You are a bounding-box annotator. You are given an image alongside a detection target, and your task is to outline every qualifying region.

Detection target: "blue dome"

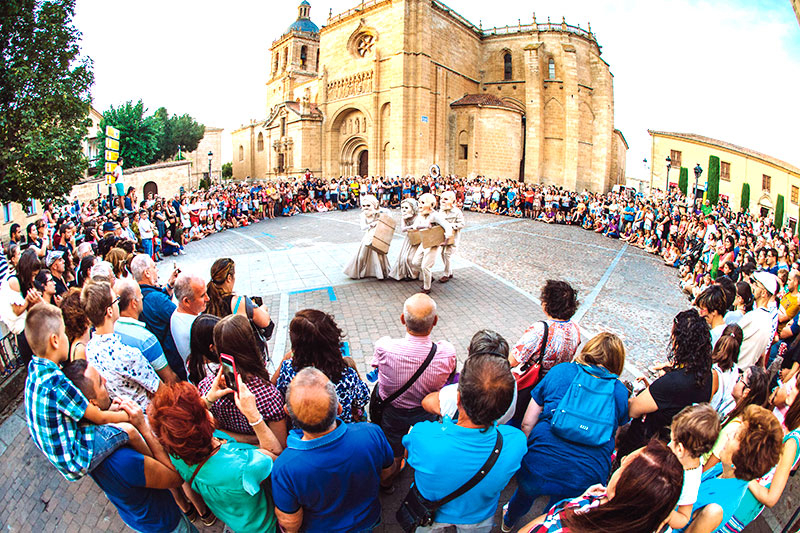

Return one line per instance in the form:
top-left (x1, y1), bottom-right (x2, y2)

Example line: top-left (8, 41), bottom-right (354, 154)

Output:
top-left (287, 18), bottom-right (318, 33)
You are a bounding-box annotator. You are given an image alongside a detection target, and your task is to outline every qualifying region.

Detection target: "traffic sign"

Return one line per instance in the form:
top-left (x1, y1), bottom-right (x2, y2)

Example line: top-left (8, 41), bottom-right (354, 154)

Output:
top-left (105, 138), bottom-right (119, 150)
top-left (105, 150), bottom-right (119, 162)
top-left (105, 162), bottom-right (118, 173)
top-left (105, 125), bottom-right (120, 139)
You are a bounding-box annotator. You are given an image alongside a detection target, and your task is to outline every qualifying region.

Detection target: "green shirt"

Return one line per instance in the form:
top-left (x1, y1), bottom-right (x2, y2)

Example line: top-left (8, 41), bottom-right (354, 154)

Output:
top-left (172, 431), bottom-right (276, 533)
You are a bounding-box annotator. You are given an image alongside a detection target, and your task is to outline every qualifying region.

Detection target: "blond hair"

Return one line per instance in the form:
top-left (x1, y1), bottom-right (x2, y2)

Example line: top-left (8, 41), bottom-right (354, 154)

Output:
top-left (574, 332), bottom-right (625, 376)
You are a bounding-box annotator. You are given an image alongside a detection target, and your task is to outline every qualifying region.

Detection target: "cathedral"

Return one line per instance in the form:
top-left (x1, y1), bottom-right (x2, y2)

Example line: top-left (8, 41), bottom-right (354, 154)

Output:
top-left (231, 0), bottom-right (628, 192)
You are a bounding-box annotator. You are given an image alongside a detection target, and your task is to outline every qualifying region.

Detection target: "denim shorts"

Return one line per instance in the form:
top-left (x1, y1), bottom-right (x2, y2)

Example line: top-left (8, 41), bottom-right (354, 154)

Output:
top-left (88, 424), bottom-right (129, 472)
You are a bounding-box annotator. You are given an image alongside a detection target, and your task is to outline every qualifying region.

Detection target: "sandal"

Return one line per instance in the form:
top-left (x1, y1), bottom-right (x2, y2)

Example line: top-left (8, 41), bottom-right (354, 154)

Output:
top-left (200, 510), bottom-right (217, 527)
top-left (182, 503), bottom-right (197, 523)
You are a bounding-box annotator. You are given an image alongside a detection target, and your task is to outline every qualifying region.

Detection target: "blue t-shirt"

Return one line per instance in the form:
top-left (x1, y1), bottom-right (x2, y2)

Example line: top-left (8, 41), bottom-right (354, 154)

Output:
top-left (271, 420), bottom-right (393, 533)
top-left (521, 363), bottom-right (630, 494)
top-left (677, 463), bottom-right (748, 533)
top-left (403, 418), bottom-right (527, 524)
top-left (90, 447), bottom-right (181, 533)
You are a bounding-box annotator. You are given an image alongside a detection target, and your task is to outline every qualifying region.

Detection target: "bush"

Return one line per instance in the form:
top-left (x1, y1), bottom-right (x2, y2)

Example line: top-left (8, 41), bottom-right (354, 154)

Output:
top-left (741, 183), bottom-right (750, 212)
top-left (679, 167), bottom-right (688, 195)
top-left (707, 155), bottom-right (720, 205)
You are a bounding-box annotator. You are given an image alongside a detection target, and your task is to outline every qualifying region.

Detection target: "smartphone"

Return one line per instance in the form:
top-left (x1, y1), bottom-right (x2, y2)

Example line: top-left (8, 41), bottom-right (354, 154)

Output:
top-left (252, 296), bottom-right (263, 306)
top-left (219, 353), bottom-right (238, 392)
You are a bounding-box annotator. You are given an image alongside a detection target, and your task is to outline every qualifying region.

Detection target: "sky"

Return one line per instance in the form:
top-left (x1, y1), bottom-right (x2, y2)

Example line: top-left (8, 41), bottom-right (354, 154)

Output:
top-left (73, 0), bottom-right (800, 179)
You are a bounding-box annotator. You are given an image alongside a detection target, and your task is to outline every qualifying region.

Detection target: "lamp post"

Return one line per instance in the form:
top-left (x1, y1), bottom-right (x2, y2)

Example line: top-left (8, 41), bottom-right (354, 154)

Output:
top-left (665, 155), bottom-right (672, 193)
top-left (208, 151), bottom-right (214, 185)
top-left (693, 164), bottom-right (703, 207)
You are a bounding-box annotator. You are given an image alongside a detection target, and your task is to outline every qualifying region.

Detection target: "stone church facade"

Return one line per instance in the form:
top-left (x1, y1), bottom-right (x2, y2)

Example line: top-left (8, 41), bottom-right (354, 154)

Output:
top-left (231, 0), bottom-right (627, 192)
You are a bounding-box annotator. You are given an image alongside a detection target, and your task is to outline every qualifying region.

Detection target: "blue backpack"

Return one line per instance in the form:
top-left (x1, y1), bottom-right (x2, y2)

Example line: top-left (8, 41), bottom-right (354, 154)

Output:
top-left (550, 364), bottom-right (619, 447)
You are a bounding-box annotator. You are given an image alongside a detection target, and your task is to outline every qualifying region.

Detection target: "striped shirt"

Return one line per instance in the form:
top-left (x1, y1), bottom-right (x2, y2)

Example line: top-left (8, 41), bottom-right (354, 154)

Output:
top-left (511, 320), bottom-right (581, 378)
top-left (371, 333), bottom-right (457, 410)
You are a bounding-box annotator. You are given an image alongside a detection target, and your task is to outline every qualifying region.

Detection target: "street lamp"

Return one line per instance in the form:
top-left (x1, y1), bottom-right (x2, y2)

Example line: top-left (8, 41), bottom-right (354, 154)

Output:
top-left (693, 164), bottom-right (703, 206)
top-left (665, 155), bottom-right (672, 192)
top-left (208, 151), bottom-right (214, 185)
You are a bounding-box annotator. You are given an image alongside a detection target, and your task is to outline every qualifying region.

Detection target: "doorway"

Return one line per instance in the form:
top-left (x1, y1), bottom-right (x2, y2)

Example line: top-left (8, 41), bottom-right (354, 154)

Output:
top-left (358, 150), bottom-right (369, 177)
top-left (143, 181), bottom-right (158, 199)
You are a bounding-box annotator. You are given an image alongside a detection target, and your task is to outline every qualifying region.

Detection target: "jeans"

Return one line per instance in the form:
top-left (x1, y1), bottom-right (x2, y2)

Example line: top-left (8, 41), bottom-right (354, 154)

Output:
top-left (417, 515), bottom-right (494, 533)
top-left (503, 480), bottom-right (570, 529)
top-left (141, 238), bottom-right (153, 258)
top-left (88, 424), bottom-right (129, 472)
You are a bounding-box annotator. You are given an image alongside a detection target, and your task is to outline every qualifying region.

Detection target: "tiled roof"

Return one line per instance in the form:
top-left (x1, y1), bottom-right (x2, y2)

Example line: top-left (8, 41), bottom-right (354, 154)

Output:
top-left (450, 94), bottom-right (518, 110)
top-left (648, 130), bottom-right (800, 175)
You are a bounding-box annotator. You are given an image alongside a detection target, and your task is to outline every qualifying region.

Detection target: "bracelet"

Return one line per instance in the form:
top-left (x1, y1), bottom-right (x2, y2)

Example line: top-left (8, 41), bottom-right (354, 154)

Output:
top-left (202, 395), bottom-right (214, 409)
top-left (248, 416), bottom-right (264, 427)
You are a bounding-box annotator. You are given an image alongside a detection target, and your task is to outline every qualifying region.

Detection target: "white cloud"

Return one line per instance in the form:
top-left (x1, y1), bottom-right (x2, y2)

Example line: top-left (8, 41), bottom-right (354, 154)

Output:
top-left (75, 0), bottom-right (800, 176)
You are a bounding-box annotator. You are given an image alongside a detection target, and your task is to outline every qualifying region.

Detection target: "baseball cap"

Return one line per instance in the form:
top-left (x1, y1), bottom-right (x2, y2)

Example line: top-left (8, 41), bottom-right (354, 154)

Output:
top-left (752, 271), bottom-right (778, 295)
top-left (45, 250), bottom-right (64, 267)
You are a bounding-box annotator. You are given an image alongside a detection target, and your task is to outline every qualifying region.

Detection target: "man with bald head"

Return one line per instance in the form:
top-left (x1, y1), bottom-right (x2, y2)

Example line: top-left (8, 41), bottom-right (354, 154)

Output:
top-left (370, 292), bottom-right (457, 489)
top-left (271, 368), bottom-right (393, 533)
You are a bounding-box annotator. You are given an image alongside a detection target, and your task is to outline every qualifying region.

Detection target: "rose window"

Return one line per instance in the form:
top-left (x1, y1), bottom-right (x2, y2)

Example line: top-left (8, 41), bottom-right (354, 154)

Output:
top-left (356, 34), bottom-right (375, 57)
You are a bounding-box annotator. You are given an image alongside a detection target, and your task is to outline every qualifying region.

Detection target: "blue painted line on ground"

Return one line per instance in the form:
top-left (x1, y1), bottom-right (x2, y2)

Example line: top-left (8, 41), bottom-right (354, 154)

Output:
top-left (288, 285), bottom-right (337, 302)
top-left (262, 232), bottom-right (276, 238)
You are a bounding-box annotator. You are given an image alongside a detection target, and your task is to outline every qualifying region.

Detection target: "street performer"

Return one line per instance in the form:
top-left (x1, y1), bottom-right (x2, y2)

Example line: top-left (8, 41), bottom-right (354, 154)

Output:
top-left (343, 194), bottom-right (391, 279)
top-left (438, 190), bottom-right (465, 283)
top-left (411, 193), bottom-right (452, 294)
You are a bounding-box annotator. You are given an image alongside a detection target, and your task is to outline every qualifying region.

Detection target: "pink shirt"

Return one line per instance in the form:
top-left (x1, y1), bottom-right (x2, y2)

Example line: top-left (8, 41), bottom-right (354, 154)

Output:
top-left (371, 333), bottom-right (457, 410)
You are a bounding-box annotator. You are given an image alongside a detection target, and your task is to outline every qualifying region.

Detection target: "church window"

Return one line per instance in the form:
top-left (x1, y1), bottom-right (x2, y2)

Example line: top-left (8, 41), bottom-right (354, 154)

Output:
top-left (280, 117), bottom-right (287, 137)
top-left (548, 58), bottom-right (555, 79)
top-left (238, 145), bottom-right (244, 161)
top-left (763, 174), bottom-right (771, 192)
top-left (300, 46), bottom-right (307, 69)
top-left (721, 161), bottom-right (730, 181)
top-left (283, 48), bottom-right (288, 70)
top-left (316, 49), bottom-right (320, 71)
top-left (356, 34), bottom-right (375, 57)
top-left (257, 132), bottom-right (264, 152)
top-left (273, 53), bottom-right (278, 74)
top-left (792, 186), bottom-right (799, 205)
top-left (670, 150), bottom-right (682, 169)
top-left (459, 144), bottom-right (468, 160)
top-left (504, 52), bottom-right (512, 80)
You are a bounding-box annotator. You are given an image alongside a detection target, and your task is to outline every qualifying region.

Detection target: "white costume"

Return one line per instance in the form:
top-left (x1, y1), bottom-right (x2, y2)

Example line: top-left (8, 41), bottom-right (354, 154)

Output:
top-left (343, 195), bottom-right (390, 279)
top-left (389, 199), bottom-right (421, 281)
top-left (411, 194), bottom-right (453, 292)
top-left (438, 191), bottom-right (465, 282)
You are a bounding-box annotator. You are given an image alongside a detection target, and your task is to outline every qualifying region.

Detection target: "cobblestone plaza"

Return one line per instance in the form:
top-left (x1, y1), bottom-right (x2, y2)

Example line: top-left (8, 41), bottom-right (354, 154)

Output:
top-left (0, 210), bottom-right (785, 532)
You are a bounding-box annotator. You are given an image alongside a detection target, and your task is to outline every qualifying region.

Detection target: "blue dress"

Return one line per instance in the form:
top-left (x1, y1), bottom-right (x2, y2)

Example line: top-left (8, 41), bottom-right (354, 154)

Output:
top-left (276, 361), bottom-right (369, 423)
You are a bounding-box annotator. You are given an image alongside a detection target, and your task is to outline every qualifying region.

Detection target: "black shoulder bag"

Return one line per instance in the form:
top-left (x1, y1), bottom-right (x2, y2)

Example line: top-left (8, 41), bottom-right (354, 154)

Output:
top-left (396, 430), bottom-right (504, 532)
top-left (369, 343), bottom-right (437, 426)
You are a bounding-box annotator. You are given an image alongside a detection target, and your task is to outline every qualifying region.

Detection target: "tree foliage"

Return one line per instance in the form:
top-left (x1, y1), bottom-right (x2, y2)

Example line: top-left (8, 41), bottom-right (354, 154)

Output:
top-left (707, 155), bottom-right (720, 205)
top-left (0, 0), bottom-right (94, 203)
top-left (678, 167), bottom-right (688, 195)
top-left (222, 162), bottom-right (232, 178)
top-left (154, 107), bottom-right (205, 162)
top-left (741, 183), bottom-right (750, 212)
top-left (775, 194), bottom-right (785, 229)
top-left (95, 100), bottom-right (162, 170)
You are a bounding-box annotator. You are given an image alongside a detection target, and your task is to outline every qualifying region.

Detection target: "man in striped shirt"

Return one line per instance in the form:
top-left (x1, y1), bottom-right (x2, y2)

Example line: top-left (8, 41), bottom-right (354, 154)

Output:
top-left (370, 293), bottom-right (457, 490)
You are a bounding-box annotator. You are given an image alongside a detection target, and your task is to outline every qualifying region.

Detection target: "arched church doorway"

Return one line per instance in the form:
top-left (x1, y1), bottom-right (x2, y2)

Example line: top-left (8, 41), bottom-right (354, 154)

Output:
top-left (143, 181), bottom-right (158, 198)
top-left (358, 150), bottom-right (369, 177)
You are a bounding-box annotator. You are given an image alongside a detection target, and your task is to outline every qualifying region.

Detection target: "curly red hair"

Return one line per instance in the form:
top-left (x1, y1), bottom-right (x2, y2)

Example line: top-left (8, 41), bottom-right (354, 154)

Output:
top-left (147, 382), bottom-right (215, 466)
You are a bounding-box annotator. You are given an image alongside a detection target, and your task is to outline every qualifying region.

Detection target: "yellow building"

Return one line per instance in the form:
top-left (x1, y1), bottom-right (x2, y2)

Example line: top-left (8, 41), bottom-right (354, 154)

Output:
top-left (649, 130), bottom-right (800, 230)
top-left (232, 0), bottom-right (627, 191)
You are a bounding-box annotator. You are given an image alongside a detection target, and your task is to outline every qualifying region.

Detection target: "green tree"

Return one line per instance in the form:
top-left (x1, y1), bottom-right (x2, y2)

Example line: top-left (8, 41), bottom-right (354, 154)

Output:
top-left (0, 0), bottom-right (94, 203)
top-left (707, 155), bottom-right (720, 205)
top-left (95, 100), bottom-right (163, 170)
top-left (222, 162), bottom-right (232, 179)
top-left (741, 183), bottom-right (750, 212)
top-left (775, 194), bottom-right (785, 229)
top-left (678, 167), bottom-right (688, 195)
top-left (154, 107), bottom-right (205, 162)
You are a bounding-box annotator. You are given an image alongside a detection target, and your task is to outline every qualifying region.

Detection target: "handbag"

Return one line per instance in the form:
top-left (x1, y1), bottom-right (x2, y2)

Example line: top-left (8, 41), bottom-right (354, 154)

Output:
top-left (396, 430), bottom-right (504, 533)
top-left (512, 321), bottom-right (549, 390)
top-left (369, 343), bottom-right (437, 426)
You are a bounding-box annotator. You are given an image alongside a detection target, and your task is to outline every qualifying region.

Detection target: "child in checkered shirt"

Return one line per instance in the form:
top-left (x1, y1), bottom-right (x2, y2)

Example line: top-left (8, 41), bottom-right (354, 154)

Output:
top-left (24, 303), bottom-right (146, 481)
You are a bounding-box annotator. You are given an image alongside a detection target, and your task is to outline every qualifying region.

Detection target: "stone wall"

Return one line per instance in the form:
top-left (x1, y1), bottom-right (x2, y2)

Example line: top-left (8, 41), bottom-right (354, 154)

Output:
top-left (71, 161), bottom-right (193, 205)
top-left (185, 127), bottom-right (223, 184)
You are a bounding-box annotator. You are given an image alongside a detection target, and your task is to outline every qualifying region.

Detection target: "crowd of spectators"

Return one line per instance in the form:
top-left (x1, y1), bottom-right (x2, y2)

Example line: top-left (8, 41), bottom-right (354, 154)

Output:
top-left (4, 174), bottom-right (800, 533)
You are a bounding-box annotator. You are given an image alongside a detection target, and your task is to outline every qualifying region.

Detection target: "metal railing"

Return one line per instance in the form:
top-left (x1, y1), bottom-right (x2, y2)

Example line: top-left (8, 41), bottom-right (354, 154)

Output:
top-left (0, 332), bottom-right (21, 383)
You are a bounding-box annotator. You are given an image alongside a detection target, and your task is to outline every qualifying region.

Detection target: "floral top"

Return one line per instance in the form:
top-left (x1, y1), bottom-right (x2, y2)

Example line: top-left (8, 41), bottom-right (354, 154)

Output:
top-left (511, 320), bottom-right (581, 378)
top-left (276, 360), bottom-right (370, 423)
top-left (86, 333), bottom-right (161, 410)
top-left (525, 493), bottom-right (604, 532)
top-left (198, 374), bottom-right (285, 434)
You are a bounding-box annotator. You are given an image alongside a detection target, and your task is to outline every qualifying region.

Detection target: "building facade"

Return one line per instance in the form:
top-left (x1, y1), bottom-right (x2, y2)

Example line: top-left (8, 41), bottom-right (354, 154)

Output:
top-left (649, 130), bottom-right (800, 230)
top-left (232, 0), bottom-right (627, 192)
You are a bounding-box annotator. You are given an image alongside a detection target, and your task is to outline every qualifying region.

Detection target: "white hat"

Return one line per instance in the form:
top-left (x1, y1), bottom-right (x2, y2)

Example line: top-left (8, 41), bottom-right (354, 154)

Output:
top-left (752, 271), bottom-right (778, 295)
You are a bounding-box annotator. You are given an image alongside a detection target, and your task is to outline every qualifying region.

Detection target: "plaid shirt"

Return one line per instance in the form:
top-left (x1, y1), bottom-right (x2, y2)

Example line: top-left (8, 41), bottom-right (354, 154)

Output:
top-left (526, 493), bottom-right (603, 533)
top-left (24, 357), bottom-right (96, 481)
top-left (511, 320), bottom-right (581, 377)
top-left (198, 374), bottom-right (285, 434)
